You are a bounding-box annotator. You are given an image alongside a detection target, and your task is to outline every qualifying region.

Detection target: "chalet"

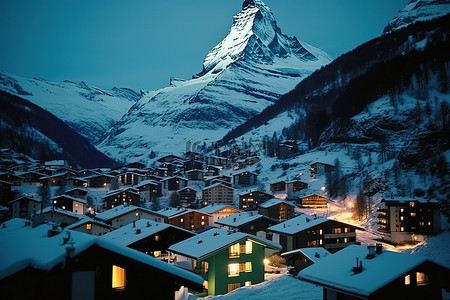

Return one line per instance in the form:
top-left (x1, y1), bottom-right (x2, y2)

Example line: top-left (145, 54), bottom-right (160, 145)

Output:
top-left (65, 177), bottom-right (88, 187)
top-left (239, 190), bottom-right (273, 211)
top-left (294, 189), bottom-right (328, 208)
top-left (41, 207), bottom-right (83, 227)
top-left (215, 212), bottom-right (279, 239)
top-left (204, 165), bottom-right (222, 177)
top-left (202, 183), bottom-right (235, 206)
top-left (199, 204), bottom-right (240, 226)
top-left (285, 180), bottom-right (308, 198)
top-left (178, 186), bottom-right (198, 207)
top-left (154, 167), bottom-right (169, 177)
top-left (40, 172), bottom-right (69, 186)
top-left (76, 169), bottom-right (101, 178)
top-left (64, 187), bottom-right (89, 200)
top-left (157, 207), bottom-right (211, 231)
top-left (9, 196), bottom-right (42, 219)
top-left (298, 244), bottom-right (450, 300)
top-left (86, 173), bottom-right (115, 188)
top-left (184, 151), bottom-right (204, 161)
top-left (52, 194), bottom-right (87, 215)
top-left (102, 219), bottom-right (195, 261)
top-left (127, 162), bottom-right (146, 169)
top-left (279, 140), bottom-right (298, 159)
top-left (207, 155), bottom-right (229, 167)
top-left (270, 181), bottom-right (286, 193)
top-left (184, 160), bottom-right (204, 172)
top-left (158, 162), bottom-right (177, 176)
top-left (0, 180), bottom-right (13, 207)
top-left (378, 197), bottom-right (441, 244)
top-left (102, 187), bottom-right (140, 210)
top-left (267, 214), bottom-right (363, 253)
top-left (169, 228), bottom-right (282, 296)
top-left (67, 218), bottom-right (115, 236)
top-left (16, 171), bottom-right (46, 184)
top-left (232, 170), bottom-right (257, 187)
top-left (205, 175), bottom-right (232, 187)
top-left (186, 169), bottom-right (204, 181)
top-left (0, 173), bottom-right (24, 185)
top-left (118, 172), bottom-right (142, 186)
top-left (161, 176), bottom-right (188, 193)
top-left (258, 198), bottom-right (296, 221)
top-left (157, 154), bottom-right (184, 164)
top-left (310, 161), bottom-right (335, 178)
top-left (135, 180), bottom-right (160, 204)
top-left (95, 204), bottom-right (165, 228)
top-left (281, 247), bottom-right (330, 273)
top-left (0, 219), bottom-right (204, 300)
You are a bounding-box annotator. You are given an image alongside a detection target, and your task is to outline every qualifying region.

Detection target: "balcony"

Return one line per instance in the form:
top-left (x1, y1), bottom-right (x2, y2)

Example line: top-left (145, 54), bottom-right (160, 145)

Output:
top-left (323, 232), bottom-right (356, 239)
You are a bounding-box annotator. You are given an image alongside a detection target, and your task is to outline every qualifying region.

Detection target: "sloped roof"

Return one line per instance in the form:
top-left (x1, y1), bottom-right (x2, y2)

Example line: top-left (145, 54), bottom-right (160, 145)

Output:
top-left (52, 194), bottom-right (87, 204)
top-left (258, 198), bottom-right (295, 209)
top-left (267, 214), bottom-right (329, 235)
top-left (168, 227), bottom-right (281, 260)
top-left (299, 245), bottom-right (437, 297)
top-left (95, 204), bottom-right (162, 221)
top-left (215, 212), bottom-right (274, 228)
top-left (282, 247), bottom-right (331, 263)
top-left (0, 218), bottom-right (204, 289)
top-left (199, 204), bottom-right (239, 214)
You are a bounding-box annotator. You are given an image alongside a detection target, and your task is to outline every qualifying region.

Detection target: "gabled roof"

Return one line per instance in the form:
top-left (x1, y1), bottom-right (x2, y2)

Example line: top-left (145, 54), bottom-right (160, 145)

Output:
top-left (298, 245), bottom-right (440, 297)
top-left (39, 172), bottom-right (69, 180)
top-left (66, 218), bottom-right (115, 230)
top-left (42, 207), bottom-right (84, 220)
top-left (199, 204), bottom-right (239, 214)
top-left (238, 190), bottom-right (273, 197)
top-left (0, 180), bottom-right (13, 185)
top-left (85, 173), bottom-right (115, 179)
top-left (96, 204), bottom-right (163, 221)
top-left (168, 227), bottom-right (281, 260)
top-left (215, 212), bottom-right (273, 228)
top-left (0, 218), bottom-right (204, 289)
top-left (267, 214), bottom-right (329, 235)
top-left (103, 187), bottom-right (139, 197)
top-left (64, 187), bottom-right (89, 194)
top-left (258, 198), bottom-right (295, 209)
top-left (178, 186), bottom-right (199, 193)
top-left (202, 182), bottom-right (235, 191)
top-left (101, 219), bottom-right (193, 246)
top-left (52, 194), bottom-right (87, 204)
top-left (293, 189), bottom-right (326, 198)
top-left (156, 207), bottom-right (210, 219)
top-left (135, 180), bottom-right (160, 189)
top-left (161, 176), bottom-right (188, 182)
top-left (282, 247), bottom-right (331, 263)
top-left (232, 170), bottom-right (258, 176)
top-left (9, 196), bottom-right (42, 204)
top-left (381, 197), bottom-right (439, 204)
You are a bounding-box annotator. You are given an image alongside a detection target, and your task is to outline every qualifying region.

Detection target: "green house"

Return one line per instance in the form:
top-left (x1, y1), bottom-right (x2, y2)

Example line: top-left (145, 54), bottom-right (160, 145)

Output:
top-left (168, 228), bottom-right (281, 295)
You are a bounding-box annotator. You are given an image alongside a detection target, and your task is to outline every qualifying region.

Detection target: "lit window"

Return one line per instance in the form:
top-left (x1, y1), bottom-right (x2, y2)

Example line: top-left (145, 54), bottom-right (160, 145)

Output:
top-left (154, 251), bottom-right (161, 257)
top-left (62, 206), bottom-right (66, 210)
top-left (229, 243), bottom-right (240, 258)
top-left (344, 227), bottom-right (349, 233)
top-left (112, 265), bottom-right (126, 290)
top-left (319, 239), bottom-right (323, 245)
top-left (180, 218), bottom-right (184, 223)
top-left (401, 216), bottom-right (404, 221)
top-left (204, 280), bottom-right (209, 290)
top-left (135, 212), bottom-right (139, 216)
top-left (410, 212), bottom-right (416, 217)
top-left (155, 235), bottom-right (160, 241)
top-left (319, 229), bottom-right (323, 235)
top-left (86, 223), bottom-right (92, 230)
top-left (202, 216), bottom-right (205, 220)
top-left (245, 281), bottom-right (251, 287)
top-left (400, 208), bottom-right (404, 213)
top-left (227, 283), bottom-right (240, 292)
top-left (332, 228), bottom-right (342, 234)
top-left (428, 222), bottom-right (431, 226)
top-left (228, 263), bottom-right (239, 277)
top-left (405, 274), bottom-right (410, 285)
top-left (401, 227), bottom-right (405, 232)
top-left (245, 241), bottom-right (252, 254)
top-left (344, 238), bottom-right (349, 243)
top-left (201, 221), bottom-right (205, 226)
top-left (245, 262), bottom-right (252, 272)
top-left (75, 204), bottom-right (79, 207)
top-left (410, 202), bottom-right (415, 207)
top-left (416, 272), bottom-right (428, 285)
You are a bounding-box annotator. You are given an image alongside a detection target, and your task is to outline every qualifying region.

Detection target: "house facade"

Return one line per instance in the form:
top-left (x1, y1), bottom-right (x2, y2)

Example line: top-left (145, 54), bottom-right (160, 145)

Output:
top-left (102, 188), bottom-right (140, 210)
top-left (232, 171), bottom-right (257, 187)
top-left (9, 196), bottom-right (42, 219)
top-left (96, 204), bottom-right (165, 228)
top-left (178, 187), bottom-right (198, 207)
top-left (199, 204), bottom-right (240, 225)
top-left (239, 190), bottom-right (273, 211)
top-left (202, 183), bottom-right (235, 206)
top-left (136, 180), bottom-right (160, 204)
top-left (285, 180), bottom-right (308, 198)
top-left (52, 194), bottom-right (87, 215)
top-left (258, 198), bottom-right (296, 221)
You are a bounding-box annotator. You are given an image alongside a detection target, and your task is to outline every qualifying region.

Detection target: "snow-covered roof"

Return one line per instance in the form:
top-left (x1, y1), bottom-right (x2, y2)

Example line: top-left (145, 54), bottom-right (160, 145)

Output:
top-left (42, 207), bottom-right (85, 220)
top-left (85, 173), bottom-right (115, 179)
top-left (282, 247), bottom-right (331, 263)
top-left (178, 186), bottom-right (200, 193)
top-left (298, 245), bottom-right (432, 297)
top-left (66, 218), bottom-right (115, 230)
top-left (9, 196), bottom-right (42, 204)
top-left (0, 218), bottom-right (204, 287)
top-left (101, 219), bottom-right (193, 246)
top-left (198, 204), bottom-right (238, 214)
top-left (161, 176), bottom-right (188, 182)
top-left (104, 187), bottom-right (138, 197)
top-left (267, 214), bottom-right (328, 235)
top-left (259, 198), bottom-right (294, 209)
top-left (238, 189), bottom-right (272, 196)
top-left (203, 182), bottom-right (235, 191)
top-left (232, 170), bottom-right (257, 176)
top-left (382, 197), bottom-right (439, 204)
top-left (40, 172), bottom-right (68, 180)
top-left (52, 194), bottom-right (87, 204)
top-left (293, 189), bottom-right (326, 198)
top-left (135, 179), bottom-right (159, 188)
top-left (64, 187), bottom-right (89, 194)
top-left (0, 179), bottom-right (13, 185)
top-left (157, 207), bottom-right (187, 218)
top-left (95, 204), bottom-right (162, 221)
top-left (215, 212), bottom-right (268, 228)
top-left (168, 227), bottom-right (281, 260)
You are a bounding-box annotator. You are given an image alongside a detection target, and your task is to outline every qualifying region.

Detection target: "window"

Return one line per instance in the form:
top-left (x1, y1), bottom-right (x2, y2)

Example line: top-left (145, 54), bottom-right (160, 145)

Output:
top-left (405, 274), bottom-right (411, 285)
top-left (180, 218), bottom-right (184, 223)
top-left (401, 227), bottom-right (405, 232)
top-left (344, 238), bottom-right (349, 243)
top-left (228, 283), bottom-right (240, 292)
top-left (112, 265), bottom-right (126, 290)
top-left (416, 272), bottom-right (428, 285)
top-left (201, 221), bottom-right (205, 226)
top-left (245, 262), bottom-right (252, 272)
top-left (155, 235), bottom-right (160, 242)
top-left (202, 261), bottom-right (209, 273)
top-left (400, 208), bottom-right (404, 213)
top-left (228, 263), bottom-right (239, 277)
top-left (332, 228), bottom-right (342, 234)
top-left (344, 227), bottom-right (350, 233)
top-left (204, 280), bottom-right (209, 290)
top-left (229, 243), bottom-right (240, 258)
top-left (245, 281), bottom-right (251, 287)
top-left (319, 229), bottom-right (323, 235)
top-left (401, 216), bottom-right (404, 221)
top-left (86, 223), bottom-right (92, 231)
top-left (154, 251), bottom-right (161, 257)
top-left (410, 202), bottom-right (415, 207)
top-left (245, 241), bottom-right (252, 254)
top-left (410, 212), bottom-right (416, 217)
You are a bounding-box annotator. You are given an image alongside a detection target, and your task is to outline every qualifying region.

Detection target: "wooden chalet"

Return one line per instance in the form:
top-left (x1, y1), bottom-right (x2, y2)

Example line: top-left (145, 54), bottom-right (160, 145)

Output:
top-left (9, 196), bottom-right (42, 219)
top-left (215, 212), bottom-right (280, 239)
top-left (258, 198), bottom-right (296, 221)
top-left (239, 190), bottom-right (273, 211)
top-left (102, 188), bottom-right (140, 210)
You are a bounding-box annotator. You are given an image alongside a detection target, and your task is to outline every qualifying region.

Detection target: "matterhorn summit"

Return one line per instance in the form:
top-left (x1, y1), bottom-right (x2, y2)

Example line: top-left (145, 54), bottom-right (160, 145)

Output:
top-left (98, 0), bottom-right (331, 163)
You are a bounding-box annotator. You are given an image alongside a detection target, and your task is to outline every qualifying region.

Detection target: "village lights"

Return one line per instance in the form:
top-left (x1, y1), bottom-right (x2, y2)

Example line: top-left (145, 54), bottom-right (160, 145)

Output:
top-left (263, 258), bottom-right (270, 265)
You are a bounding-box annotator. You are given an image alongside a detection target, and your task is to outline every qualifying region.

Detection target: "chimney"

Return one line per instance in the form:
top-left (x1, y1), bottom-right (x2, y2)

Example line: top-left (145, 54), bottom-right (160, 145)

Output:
top-left (376, 243), bottom-right (383, 255)
top-left (233, 218), bottom-right (236, 222)
top-left (48, 223), bottom-right (61, 237)
top-left (147, 221), bottom-right (151, 227)
top-left (133, 221), bottom-right (136, 228)
top-left (353, 257), bottom-right (363, 274)
top-left (136, 229), bottom-right (141, 234)
top-left (366, 245), bottom-right (376, 259)
top-left (315, 252), bottom-right (320, 258)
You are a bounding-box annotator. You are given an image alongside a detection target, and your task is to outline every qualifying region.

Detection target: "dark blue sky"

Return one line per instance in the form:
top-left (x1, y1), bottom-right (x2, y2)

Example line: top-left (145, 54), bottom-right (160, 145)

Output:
top-left (0, 0), bottom-right (409, 91)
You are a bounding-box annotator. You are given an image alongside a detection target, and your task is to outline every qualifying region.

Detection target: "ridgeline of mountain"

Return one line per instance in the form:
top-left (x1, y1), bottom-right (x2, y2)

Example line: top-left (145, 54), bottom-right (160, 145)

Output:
top-left (383, 0), bottom-right (450, 34)
top-left (0, 72), bottom-right (139, 145)
top-left (0, 90), bottom-right (117, 168)
top-left (97, 0), bottom-right (331, 163)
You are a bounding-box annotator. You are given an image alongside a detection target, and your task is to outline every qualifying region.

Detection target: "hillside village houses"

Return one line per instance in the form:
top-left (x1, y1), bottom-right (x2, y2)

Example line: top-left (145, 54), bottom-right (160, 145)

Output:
top-left (0, 148), bottom-right (445, 297)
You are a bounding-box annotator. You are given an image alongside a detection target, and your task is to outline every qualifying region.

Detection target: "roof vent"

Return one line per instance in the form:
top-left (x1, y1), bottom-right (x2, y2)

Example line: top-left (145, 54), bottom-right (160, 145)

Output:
top-left (147, 221), bottom-right (151, 227)
top-left (366, 245), bottom-right (376, 259)
top-left (315, 252), bottom-right (320, 258)
top-left (376, 243), bottom-right (383, 255)
top-left (136, 229), bottom-right (141, 234)
top-left (62, 231), bottom-right (71, 245)
top-left (213, 232), bottom-right (219, 236)
top-left (198, 240), bottom-right (203, 244)
top-left (233, 218), bottom-right (236, 222)
top-left (353, 257), bottom-right (363, 274)
top-left (306, 218), bottom-right (310, 223)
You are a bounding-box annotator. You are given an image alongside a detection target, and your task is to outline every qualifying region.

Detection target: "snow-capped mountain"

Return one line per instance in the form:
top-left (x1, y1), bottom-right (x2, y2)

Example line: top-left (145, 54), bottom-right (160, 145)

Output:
top-left (0, 72), bottom-right (139, 144)
top-left (98, 0), bottom-right (331, 163)
top-left (383, 0), bottom-right (450, 34)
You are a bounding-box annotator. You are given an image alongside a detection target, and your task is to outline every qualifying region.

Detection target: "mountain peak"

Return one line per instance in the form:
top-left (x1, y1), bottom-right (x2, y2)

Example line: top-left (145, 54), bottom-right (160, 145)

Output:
top-left (242, 0), bottom-right (255, 9)
top-left (383, 0), bottom-right (450, 34)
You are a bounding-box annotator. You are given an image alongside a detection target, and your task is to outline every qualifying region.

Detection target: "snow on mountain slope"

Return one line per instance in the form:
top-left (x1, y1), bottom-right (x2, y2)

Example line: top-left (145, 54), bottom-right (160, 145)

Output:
top-left (0, 71), bottom-right (139, 144)
top-left (98, 0), bottom-right (331, 163)
top-left (383, 0), bottom-right (450, 34)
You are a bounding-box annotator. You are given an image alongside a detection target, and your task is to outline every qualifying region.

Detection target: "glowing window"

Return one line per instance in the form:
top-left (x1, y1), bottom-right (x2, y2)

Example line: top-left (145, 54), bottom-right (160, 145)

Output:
top-left (155, 235), bottom-right (160, 242)
top-left (180, 218), bottom-right (184, 223)
top-left (245, 241), bottom-right (252, 254)
top-left (227, 283), bottom-right (240, 292)
top-left (332, 228), bottom-right (342, 234)
top-left (86, 223), bottom-right (92, 230)
top-left (154, 251), bottom-right (161, 257)
top-left (410, 212), bottom-right (416, 217)
top-left (245, 281), bottom-right (251, 287)
top-left (344, 238), bottom-right (349, 243)
top-left (405, 274), bottom-right (410, 285)
top-left (416, 272), bottom-right (428, 285)
top-left (202, 216), bottom-right (205, 220)
top-left (401, 216), bottom-right (404, 221)
top-left (401, 227), bottom-right (405, 232)
top-left (400, 208), bottom-right (404, 213)
top-left (112, 265), bottom-right (126, 290)
top-left (229, 243), bottom-right (240, 258)
top-left (228, 263), bottom-right (239, 277)
top-left (201, 221), bottom-right (205, 226)
top-left (204, 280), bottom-right (209, 290)
top-left (245, 262), bottom-right (252, 272)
